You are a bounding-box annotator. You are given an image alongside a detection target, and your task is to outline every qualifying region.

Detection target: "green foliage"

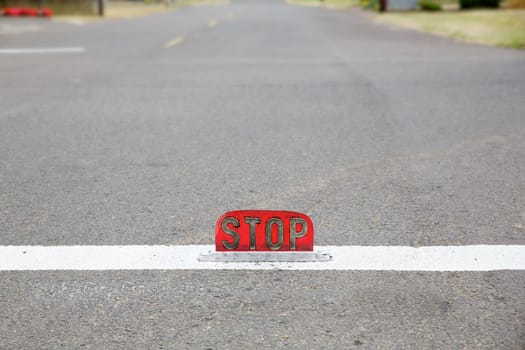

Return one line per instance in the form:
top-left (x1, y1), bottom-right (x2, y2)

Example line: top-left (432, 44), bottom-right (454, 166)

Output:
top-left (360, 0), bottom-right (379, 10)
top-left (419, 0), bottom-right (442, 10)
top-left (460, 0), bottom-right (500, 8)
top-left (504, 0), bottom-right (525, 8)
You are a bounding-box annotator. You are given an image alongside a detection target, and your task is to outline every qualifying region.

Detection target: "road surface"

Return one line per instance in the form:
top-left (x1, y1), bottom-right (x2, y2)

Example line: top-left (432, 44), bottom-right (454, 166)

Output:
top-left (1, 0), bottom-right (524, 348)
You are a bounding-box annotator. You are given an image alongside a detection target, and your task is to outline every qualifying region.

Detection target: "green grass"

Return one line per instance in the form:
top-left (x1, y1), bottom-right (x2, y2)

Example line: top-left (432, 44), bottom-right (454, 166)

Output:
top-left (376, 9), bottom-right (525, 49)
top-left (287, 0), bottom-right (359, 9)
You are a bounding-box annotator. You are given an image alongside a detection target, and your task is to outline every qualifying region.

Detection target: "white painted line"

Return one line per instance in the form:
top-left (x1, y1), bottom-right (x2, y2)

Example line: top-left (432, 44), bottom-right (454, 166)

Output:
top-left (0, 47), bottom-right (85, 54)
top-left (1, 245), bottom-right (524, 271)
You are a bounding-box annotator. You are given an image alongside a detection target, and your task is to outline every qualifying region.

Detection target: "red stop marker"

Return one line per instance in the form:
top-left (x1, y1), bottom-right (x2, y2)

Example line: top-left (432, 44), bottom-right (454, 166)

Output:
top-left (216, 210), bottom-right (314, 252)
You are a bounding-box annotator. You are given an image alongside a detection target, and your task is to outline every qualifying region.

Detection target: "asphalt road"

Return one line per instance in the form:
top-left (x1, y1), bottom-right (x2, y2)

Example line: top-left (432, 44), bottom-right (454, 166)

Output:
top-left (1, 0), bottom-right (524, 348)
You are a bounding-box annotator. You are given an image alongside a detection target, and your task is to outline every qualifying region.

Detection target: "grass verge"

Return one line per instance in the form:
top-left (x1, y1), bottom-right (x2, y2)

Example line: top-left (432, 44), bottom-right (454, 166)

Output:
top-left (53, 2), bottom-right (175, 23)
top-left (105, 2), bottom-right (175, 19)
top-left (53, 0), bottom-right (228, 23)
top-left (376, 9), bottom-right (525, 49)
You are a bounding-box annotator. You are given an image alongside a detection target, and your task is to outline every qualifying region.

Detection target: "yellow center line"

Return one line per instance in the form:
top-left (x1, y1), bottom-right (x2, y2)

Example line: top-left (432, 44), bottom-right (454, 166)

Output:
top-left (208, 19), bottom-right (218, 28)
top-left (164, 36), bottom-right (184, 48)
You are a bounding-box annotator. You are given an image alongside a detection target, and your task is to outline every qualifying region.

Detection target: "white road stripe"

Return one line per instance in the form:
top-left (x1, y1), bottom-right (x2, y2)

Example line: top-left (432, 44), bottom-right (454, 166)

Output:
top-left (1, 245), bottom-right (524, 271)
top-left (0, 47), bottom-right (85, 54)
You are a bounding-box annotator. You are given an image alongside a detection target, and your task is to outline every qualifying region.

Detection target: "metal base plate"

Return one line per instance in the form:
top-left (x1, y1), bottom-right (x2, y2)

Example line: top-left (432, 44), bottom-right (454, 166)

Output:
top-left (198, 250), bottom-right (332, 263)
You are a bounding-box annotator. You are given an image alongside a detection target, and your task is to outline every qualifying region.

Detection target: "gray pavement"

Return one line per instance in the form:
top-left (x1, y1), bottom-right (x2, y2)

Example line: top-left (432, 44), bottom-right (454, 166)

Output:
top-left (1, 0), bottom-right (524, 348)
